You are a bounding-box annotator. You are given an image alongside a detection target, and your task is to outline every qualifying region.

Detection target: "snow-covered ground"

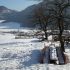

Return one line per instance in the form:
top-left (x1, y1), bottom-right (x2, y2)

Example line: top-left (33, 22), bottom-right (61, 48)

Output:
top-left (0, 21), bottom-right (70, 70)
top-left (0, 42), bottom-right (70, 70)
top-left (0, 32), bottom-right (44, 70)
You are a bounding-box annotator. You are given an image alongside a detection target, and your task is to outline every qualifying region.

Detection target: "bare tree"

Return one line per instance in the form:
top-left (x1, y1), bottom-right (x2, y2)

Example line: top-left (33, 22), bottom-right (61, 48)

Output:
top-left (47, 0), bottom-right (70, 52)
top-left (33, 4), bottom-right (50, 40)
top-left (31, 0), bottom-right (70, 51)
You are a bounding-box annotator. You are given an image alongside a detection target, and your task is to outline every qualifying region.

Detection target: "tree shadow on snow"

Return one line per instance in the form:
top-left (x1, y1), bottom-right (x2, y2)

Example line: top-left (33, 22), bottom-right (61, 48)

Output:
top-left (19, 50), bottom-right (41, 68)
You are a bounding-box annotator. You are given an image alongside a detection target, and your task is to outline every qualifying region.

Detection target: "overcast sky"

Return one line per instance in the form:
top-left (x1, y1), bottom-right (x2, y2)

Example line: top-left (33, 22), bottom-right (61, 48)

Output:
top-left (0, 0), bottom-right (40, 11)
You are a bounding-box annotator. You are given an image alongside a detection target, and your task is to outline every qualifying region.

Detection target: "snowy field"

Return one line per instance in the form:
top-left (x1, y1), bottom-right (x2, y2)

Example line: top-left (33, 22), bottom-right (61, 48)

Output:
top-left (0, 21), bottom-right (70, 70)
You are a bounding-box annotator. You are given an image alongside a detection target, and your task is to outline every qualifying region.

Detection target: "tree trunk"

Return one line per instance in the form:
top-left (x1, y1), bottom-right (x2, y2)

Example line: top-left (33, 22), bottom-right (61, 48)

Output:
top-left (58, 18), bottom-right (65, 52)
top-left (44, 31), bottom-right (48, 40)
top-left (59, 30), bottom-right (65, 52)
top-left (60, 38), bottom-right (65, 52)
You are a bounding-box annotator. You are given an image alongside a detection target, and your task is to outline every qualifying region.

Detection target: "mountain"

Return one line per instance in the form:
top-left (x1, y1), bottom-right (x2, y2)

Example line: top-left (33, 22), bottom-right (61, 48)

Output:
top-left (0, 6), bottom-right (18, 21)
top-left (17, 5), bottom-right (38, 27)
top-left (0, 5), bottom-right (37, 27)
top-left (0, 6), bottom-right (16, 13)
top-left (0, 1), bottom-right (70, 28)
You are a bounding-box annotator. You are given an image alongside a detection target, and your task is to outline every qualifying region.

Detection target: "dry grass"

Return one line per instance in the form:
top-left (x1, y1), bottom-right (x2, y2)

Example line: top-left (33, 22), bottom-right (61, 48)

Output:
top-left (39, 46), bottom-right (48, 63)
top-left (64, 54), bottom-right (70, 64)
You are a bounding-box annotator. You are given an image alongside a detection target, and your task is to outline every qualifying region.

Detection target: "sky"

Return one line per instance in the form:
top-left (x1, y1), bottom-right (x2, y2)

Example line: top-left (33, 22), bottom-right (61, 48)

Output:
top-left (0, 0), bottom-right (40, 11)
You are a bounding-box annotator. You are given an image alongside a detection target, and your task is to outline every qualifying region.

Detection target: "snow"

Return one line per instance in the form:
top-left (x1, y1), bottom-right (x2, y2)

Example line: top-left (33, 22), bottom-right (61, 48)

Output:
top-left (0, 32), bottom-right (69, 70)
top-left (0, 33), bottom-right (40, 45)
top-left (0, 20), bottom-right (5, 23)
top-left (0, 46), bottom-right (70, 70)
top-left (0, 21), bottom-right (70, 70)
top-left (0, 33), bottom-right (15, 40)
top-left (48, 35), bottom-right (53, 41)
top-left (0, 40), bottom-right (44, 70)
